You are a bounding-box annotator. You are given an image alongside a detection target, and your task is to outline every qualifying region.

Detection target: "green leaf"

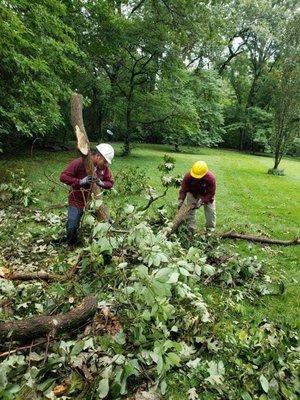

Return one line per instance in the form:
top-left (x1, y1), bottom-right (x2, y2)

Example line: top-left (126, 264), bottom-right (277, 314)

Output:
top-left (71, 340), bottom-right (84, 356)
top-left (205, 361), bottom-right (225, 386)
top-left (179, 267), bottom-right (190, 276)
top-left (160, 379), bottom-right (167, 395)
top-left (167, 272), bottom-right (179, 283)
top-left (202, 264), bottom-right (216, 276)
top-left (157, 355), bottom-right (164, 375)
top-left (135, 265), bottom-right (149, 279)
top-left (124, 204), bottom-right (134, 214)
top-left (260, 374), bottom-right (269, 393)
top-left (142, 310), bottom-right (151, 321)
top-left (167, 352), bottom-right (181, 367)
top-left (97, 378), bottom-right (109, 399)
top-left (114, 331), bottom-right (126, 345)
top-left (241, 391), bottom-right (252, 400)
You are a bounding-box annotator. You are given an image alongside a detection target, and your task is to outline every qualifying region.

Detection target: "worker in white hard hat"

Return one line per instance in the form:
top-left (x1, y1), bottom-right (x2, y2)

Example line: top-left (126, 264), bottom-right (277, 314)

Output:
top-left (59, 143), bottom-right (115, 245)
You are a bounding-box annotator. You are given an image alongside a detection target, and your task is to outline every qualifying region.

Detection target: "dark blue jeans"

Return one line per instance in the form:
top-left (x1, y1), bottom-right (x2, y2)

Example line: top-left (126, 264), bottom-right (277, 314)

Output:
top-left (66, 206), bottom-right (83, 245)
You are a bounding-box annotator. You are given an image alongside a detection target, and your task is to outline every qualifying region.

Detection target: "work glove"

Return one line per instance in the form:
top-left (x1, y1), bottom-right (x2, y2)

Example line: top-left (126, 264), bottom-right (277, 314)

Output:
top-left (96, 179), bottom-right (105, 188)
top-left (79, 175), bottom-right (92, 186)
top-left (194, 199), bottom-right (204, 209)
top-left (106, 216), bottom-right (115, 226)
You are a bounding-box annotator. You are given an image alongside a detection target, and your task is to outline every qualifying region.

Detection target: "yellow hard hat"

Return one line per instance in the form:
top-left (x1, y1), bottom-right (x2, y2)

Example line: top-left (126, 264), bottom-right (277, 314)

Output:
top-left (190, 161), bottom-right (208, 179)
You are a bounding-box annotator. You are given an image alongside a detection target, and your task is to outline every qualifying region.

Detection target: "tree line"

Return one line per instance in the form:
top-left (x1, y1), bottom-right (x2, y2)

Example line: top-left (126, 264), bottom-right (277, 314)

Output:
top-left (0, 0), bottom-right (299, 169)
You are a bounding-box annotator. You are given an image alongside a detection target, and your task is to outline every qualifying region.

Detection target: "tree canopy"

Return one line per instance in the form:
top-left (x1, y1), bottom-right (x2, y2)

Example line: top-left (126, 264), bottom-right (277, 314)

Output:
top-left (1, 0), bottom-right (299, 165)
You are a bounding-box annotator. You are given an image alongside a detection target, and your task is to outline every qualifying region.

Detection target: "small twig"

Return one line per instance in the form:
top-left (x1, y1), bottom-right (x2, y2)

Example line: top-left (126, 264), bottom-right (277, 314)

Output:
top-left (43, 170), bottom-right (67, 190)
top-left (30, 137), bottom-right (42, 157)
top-left (0, 339), bottom-right (47, 358)
top-left (67, 251), bottom-right (84, 278)
top-left (43, 332), bottom-right (51, 365)
top-left (28, 340), bottom-right (34, 368)
top-left (139, 187), bottom-right (169, 211)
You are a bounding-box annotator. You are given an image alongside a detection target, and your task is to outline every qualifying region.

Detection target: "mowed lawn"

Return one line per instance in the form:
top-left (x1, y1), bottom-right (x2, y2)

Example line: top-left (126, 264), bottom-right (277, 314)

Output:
top-left (1, 143), bottom-right (299, 327)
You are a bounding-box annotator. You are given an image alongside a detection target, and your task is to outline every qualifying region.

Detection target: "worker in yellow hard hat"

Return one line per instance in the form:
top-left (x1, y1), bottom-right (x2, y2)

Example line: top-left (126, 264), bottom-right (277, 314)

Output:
top-left (178, 161), bottom-right (216, 231)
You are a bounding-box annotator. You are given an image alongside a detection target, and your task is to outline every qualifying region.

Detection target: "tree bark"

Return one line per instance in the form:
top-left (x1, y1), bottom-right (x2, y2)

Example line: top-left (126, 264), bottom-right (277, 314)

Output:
top-left (123, 102), bottom-right (132, 156)
top-left (3, 272), bottom-right (61, 282)
top-left (0, 295), bottom-right (98, 342)
top-left (166, 203), bottom-right (195, 237)
top-left (71, 93), bottom-right (109, 221)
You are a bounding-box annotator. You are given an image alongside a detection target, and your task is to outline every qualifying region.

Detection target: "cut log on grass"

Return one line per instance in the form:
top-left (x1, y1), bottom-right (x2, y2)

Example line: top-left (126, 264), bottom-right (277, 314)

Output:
top-left (3, 271), bottom-right (61, 282)
top-left (71, 93), bottom-right (109, 221)
top-left (220, 231), bottom-right (300, 246)
top-left (0, 295), bottom-right (97, 342)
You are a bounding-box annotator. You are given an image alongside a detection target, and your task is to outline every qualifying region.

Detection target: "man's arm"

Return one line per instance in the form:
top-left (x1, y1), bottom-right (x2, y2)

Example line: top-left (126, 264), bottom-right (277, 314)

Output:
top-left (60, 160), bottom-right (81, 189)
top-left (178, 174), bottom-right (189, 206)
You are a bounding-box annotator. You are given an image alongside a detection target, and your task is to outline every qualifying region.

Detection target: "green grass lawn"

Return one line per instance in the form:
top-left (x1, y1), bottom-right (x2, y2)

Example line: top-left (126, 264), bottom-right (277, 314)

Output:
top-left (1, 143), bottom-right (299, 329)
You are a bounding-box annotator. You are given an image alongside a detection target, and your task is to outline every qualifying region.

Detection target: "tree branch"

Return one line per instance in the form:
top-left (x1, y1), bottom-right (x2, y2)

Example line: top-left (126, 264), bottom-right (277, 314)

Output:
top-left (139, 187), bottom-right (169, 211)
top-left (130, 0), bottom-right (147, 15)
top-left (220, 231), bottom-right (300, 246)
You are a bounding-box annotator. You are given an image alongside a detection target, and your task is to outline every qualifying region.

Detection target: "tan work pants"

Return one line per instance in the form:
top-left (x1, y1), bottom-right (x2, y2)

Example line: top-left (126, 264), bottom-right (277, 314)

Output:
top-left (186, 192), bottom-right (216, 230)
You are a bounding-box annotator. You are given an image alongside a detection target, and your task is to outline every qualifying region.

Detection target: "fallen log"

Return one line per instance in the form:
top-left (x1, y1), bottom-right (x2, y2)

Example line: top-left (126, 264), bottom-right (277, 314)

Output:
top-left (3, 271), bottom-right (61, 282)
top-left (220, 231), bottom-right (300, 246)
top-left (0, 295), bottom-right (97, 342)
top-left (166, 203), bottom-right (194, 237)
top-left (167, 204), bottom-right (299, 246)
top-left (71, 93), bottom-right (109, 222)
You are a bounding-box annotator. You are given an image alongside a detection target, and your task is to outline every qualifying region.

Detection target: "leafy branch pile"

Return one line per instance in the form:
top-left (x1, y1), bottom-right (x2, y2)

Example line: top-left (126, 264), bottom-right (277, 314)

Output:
top-left (0, 171), bottom-right (39, 207)
top-left (0, 166), bottom-right (299, 399)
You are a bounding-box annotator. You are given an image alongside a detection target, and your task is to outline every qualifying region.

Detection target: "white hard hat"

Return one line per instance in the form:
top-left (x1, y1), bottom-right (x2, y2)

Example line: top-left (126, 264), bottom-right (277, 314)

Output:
top-left (96, 143), bottom-right (114, 164)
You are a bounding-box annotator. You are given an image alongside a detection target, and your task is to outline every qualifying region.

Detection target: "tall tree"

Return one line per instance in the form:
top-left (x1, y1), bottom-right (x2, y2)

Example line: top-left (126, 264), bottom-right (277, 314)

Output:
top-left (268, 12), bottom-right (300, 171)
top-left (0, 0), bottom-right (80, 147)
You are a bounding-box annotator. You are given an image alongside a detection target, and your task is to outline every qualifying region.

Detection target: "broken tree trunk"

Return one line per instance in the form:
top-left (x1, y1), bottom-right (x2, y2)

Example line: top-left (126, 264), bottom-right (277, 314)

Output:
top-left (0, 295), bottom-right (97, 342)
top-left (220, 231), bottom-right (300, 246)
top-left (166, 203), bottom-right (195, 237)
top-left (70, 93), bottom-right (109, 221)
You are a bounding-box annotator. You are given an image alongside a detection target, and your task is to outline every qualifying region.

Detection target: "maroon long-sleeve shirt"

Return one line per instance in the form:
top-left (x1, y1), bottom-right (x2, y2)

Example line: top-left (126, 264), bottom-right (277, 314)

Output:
top-left (178, 171), bottom-right (216, 204)
top-left (60, 158), bottom-right (114, 209)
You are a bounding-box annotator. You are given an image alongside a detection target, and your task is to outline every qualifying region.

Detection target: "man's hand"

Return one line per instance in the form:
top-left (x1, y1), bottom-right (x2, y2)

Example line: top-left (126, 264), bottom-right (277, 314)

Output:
top-left (96, 179), bottom-right (105, 188)
top-left (79, 176), bottom-right (92, 186)
top-left (194, 199), bottom-right (203, 209)
top-left (178, 201), bottom-right (183, 210)
top-left (106, 216), bottom-right (115, 226)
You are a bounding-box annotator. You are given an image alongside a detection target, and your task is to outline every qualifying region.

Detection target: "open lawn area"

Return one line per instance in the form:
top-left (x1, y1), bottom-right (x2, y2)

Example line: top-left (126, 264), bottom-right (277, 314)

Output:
top-left (1, 144), bottom-right (299, 326)
top-left (0, 144), bottom-right (299, 399)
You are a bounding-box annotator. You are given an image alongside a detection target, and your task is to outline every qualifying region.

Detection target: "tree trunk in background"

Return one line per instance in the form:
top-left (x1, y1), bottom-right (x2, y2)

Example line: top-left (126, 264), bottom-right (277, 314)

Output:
top-left (273, 148), bottom-right (282, 169)
top-left (123, 98), bottom-right (132, 156)
top-left (240, 74), bottom-right (259, 151)
top-left (239, 129), bottom-right (246, 151)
